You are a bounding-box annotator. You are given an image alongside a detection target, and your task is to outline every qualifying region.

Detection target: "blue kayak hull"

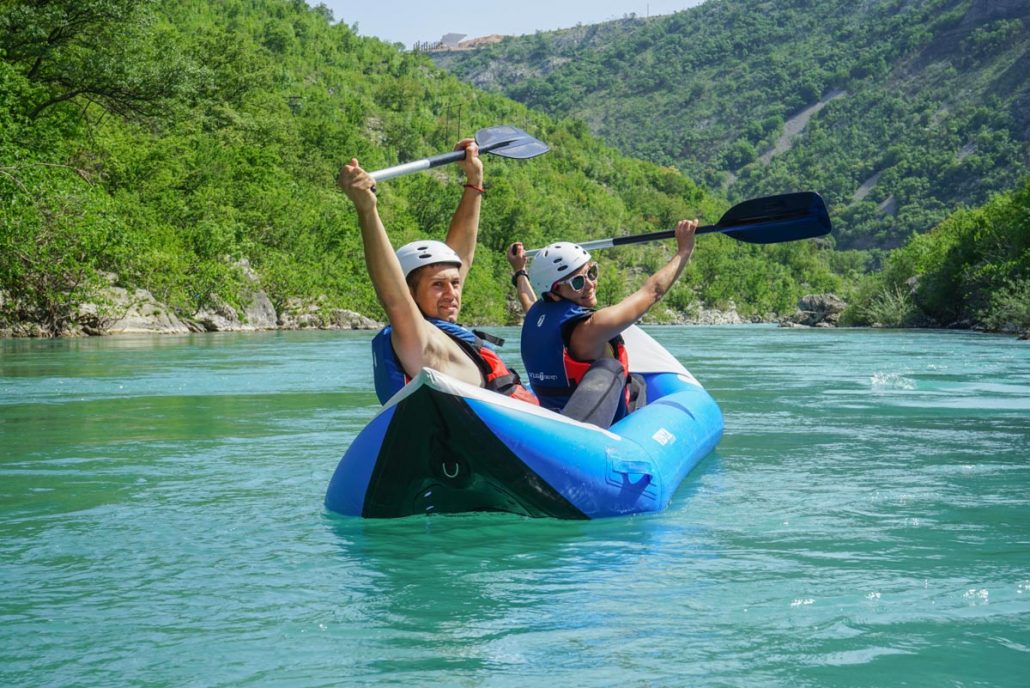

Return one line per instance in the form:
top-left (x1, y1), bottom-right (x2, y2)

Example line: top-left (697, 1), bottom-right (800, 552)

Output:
top-left (326, 328), bottom-right (723, 519)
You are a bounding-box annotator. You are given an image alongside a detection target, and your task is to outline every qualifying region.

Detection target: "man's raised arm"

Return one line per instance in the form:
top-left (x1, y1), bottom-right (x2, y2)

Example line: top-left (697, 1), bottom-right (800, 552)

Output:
top-left (337, 158), bottom-right (429, 367)
top-left (444, 138), bottom-right (484, 282)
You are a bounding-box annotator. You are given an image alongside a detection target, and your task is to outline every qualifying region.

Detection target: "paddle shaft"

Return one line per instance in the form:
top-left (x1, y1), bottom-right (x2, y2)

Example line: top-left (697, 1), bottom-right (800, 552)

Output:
top-left (526, 222), bottom-right (758, 256)
top-left (370, 138), bottom-right (518, 182)
top-left (570, 223), bottom-right (720, 253)
top-left (524, 193), bottom-right (829, 256)
top-left (573, 208), bottom-right (815, 252)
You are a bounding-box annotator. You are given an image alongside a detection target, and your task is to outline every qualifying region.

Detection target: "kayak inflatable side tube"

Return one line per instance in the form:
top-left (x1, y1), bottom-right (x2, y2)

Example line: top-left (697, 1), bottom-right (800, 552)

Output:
top-left (324, 406), bottom-right (398, 516)
top-left (463, 377), bottom-right (722, 518)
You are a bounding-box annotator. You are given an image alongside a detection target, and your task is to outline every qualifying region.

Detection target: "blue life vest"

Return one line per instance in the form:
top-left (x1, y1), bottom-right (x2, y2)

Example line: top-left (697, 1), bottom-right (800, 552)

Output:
top-left (520, 299), bottom-right (630, 418)
top-left (372, 318), bottom-right (536, 405)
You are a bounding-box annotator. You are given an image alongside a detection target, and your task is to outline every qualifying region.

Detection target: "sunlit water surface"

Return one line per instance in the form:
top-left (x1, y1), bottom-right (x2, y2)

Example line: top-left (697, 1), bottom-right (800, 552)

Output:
top-left (2, 327), bottom-right (1027, 687)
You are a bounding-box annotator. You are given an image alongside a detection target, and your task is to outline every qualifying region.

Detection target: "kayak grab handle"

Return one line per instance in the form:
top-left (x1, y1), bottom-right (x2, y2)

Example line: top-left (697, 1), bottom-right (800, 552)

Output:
top-left (612, 460), bottom-right (653, 479)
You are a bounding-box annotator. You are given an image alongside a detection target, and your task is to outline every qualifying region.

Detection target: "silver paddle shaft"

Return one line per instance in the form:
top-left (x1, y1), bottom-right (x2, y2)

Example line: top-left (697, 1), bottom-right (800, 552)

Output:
top-left (524, 238), bottom-right (615, 257)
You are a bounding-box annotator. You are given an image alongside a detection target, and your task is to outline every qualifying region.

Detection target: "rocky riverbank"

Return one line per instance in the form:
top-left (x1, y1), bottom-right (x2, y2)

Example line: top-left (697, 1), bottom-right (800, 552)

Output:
top-left (639, 293), bottom-right (847, 328)
top-left (24, 288), bottom-right (1012, 338)
top-left (0, 290), bottom-right (848, 335)
top-left (1, 286), bottom-right (852, 338)
top-left (0, 264), bottom-right (382, 338)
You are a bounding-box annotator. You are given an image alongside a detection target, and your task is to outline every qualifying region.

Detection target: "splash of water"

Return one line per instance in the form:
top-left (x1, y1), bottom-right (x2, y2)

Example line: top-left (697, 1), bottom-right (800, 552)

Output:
top-left (870, 372), bottom-right (916, 390)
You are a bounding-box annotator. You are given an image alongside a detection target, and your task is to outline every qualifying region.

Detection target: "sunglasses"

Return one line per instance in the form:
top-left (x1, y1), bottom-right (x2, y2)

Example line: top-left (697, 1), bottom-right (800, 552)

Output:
top-left (562, 263), bottom-right (599, 293)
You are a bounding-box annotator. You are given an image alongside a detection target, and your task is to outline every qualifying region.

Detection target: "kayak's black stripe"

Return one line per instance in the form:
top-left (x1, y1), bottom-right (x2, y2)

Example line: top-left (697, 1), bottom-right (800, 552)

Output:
top-left (361, 385), bottom-right (587, 519)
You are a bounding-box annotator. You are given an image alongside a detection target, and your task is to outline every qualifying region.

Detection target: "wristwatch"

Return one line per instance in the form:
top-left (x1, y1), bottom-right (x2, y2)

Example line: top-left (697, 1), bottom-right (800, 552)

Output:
top-left (511, 270), bottom-right (528, 287)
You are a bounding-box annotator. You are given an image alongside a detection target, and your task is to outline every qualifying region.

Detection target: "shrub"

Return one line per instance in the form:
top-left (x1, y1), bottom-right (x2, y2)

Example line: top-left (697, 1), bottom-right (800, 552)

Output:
top-left (980, 279), bottom-right (1030, 333)
top-left (860, 284), bottom-right (919, 327)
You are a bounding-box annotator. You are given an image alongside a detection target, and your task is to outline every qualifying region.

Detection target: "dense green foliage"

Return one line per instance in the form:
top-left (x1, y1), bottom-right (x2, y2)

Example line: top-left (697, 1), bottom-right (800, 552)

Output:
top-left (0, 0), bottom-right (850, 335)
top-left (433, 0), bottom-right (1030, 250)
top-left (845, 177), bottom-right (1030, 332)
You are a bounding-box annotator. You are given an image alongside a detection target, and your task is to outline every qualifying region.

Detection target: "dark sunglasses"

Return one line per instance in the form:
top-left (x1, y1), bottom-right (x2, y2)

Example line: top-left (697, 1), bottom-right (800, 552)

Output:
top-left (563, 263), bottom-right (599, 292)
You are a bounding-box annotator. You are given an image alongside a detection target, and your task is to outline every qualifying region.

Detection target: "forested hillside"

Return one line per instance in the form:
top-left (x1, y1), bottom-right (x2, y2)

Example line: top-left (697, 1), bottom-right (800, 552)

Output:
top-left (0, 0), bottom-right (850, 336)
top-left (432, 0), bottom-right (1030, 250)
top-left (845, 178), bottom-right (1029, 332)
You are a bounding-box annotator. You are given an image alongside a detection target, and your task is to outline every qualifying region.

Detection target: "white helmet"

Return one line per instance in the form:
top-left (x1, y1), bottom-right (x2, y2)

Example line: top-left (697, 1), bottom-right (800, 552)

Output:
top-left (396, 240), bottom-right (462, 279)
top-left (529, 242), bottom-right (591, 296)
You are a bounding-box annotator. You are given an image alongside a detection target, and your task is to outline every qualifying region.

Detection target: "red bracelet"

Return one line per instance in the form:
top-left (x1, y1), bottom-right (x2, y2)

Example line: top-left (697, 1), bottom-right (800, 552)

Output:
top-left (463, 183), bottom-right (485, 194)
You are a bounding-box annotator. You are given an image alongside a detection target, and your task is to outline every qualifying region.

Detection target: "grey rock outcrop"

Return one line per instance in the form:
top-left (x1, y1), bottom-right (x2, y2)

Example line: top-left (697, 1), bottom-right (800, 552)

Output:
top-left (191, 258), bottom-right (278, 332)
top-left (780, 293), bottom-right (846, 328)
top-left (278, 298), bottom-right (381, 330)
top-left (679, 306), bottom-right (748, 325)
top-left (192, 289), bottom-right (278, 332)
top-left (327, 308), bottom-right (382, 329)
top-left (99, 286), bottom-right (192, 335)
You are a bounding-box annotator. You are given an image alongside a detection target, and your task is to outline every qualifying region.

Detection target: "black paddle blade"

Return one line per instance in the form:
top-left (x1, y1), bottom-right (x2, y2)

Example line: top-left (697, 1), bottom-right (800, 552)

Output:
top-left (474, 125), bottom-right (550, 159)
top-left (715, 192), bottom-right (832, 244)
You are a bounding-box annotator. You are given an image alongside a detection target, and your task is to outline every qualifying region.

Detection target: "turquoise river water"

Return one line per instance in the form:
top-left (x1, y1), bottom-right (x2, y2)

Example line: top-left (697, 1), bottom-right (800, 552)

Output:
top-left (1, 326), bottom-right (1028, 687)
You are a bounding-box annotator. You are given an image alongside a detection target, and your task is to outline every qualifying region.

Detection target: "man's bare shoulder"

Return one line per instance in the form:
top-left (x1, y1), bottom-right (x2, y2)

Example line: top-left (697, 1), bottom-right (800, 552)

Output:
top-left (422, 324), bottom-right (483, 384)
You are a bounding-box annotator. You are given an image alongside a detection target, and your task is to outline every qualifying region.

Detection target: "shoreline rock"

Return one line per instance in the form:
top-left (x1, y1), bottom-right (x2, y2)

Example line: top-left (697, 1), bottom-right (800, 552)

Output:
top-left (193, 258), bottom-right (282, 332)
top-left (779, 293), bottom-right (846, 328)
top-left (102, 286), bottom-right (193, 335)
top-left (277, 297), bottom-right (382, 330)
top-left (673, 306), bottom-right (749, 326)
top-left (193, 292), bottom-right (279, 332)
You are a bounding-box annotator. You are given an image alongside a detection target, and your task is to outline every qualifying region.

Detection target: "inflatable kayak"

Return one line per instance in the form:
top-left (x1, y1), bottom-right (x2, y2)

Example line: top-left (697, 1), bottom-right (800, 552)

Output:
top-left (325, 326), bottom-right (723, 519)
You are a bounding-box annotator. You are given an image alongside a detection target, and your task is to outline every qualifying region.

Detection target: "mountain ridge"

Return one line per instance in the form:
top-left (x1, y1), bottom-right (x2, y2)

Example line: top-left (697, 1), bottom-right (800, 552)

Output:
top-left (432, 0), bottom-right (1030, 249)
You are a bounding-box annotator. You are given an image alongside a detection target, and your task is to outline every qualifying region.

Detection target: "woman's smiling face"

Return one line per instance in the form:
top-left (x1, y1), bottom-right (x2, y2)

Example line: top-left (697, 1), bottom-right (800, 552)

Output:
top-left (553, 262), bottom-right (598, 307)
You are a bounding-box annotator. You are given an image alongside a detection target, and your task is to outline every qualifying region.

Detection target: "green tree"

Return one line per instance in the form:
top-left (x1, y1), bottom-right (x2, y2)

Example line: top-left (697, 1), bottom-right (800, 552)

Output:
top-left (0, 0), bottom-right (185, 119)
